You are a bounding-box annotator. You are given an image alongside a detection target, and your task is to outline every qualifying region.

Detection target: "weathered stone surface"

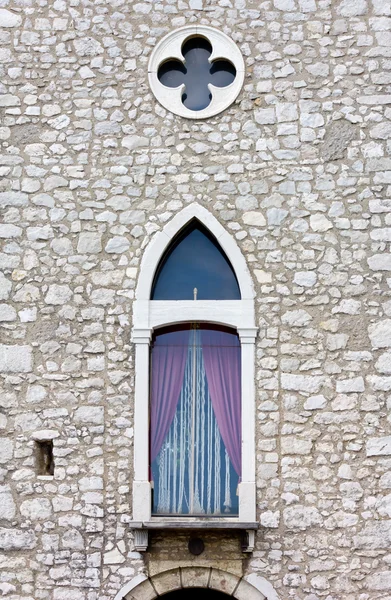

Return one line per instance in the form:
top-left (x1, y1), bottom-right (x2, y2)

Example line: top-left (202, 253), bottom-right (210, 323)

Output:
top-left (284, 506), bottom-right (323, 530)
top-left (0, 345), bottom-right (32, 373)
top-left (321, 120), bottom-right (357, 161)
top-left (77, 232), bottom-right (102, 254)
top-left (281, 437), bottom-right (313, 455)
top-left (20, 498), bottom-right (52, 520)
top-left (355, 521), bottom-right (391, 549)
top-left (368, 320), bottom-right (391, 348)
top-left (0, 8), bottom-right (22, 27)
top-left (366, 437), bottom-right (391, 456)
top-left (0, 528), bottom-right (36, 550)
top-left (1, 5), bottom-right (391, 599)
top-left (45, 285), bottom-right (72, 305)
top-left (0, 486), bottom-right (16, 520)
top-left (281, 374), bottom-right (324, 393)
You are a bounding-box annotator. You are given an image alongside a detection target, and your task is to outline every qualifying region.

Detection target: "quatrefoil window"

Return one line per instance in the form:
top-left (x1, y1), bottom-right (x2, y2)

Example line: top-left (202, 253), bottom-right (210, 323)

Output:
top-left (148, 26), bottom-right (245, 119)
top-left (158, 37), bottom-right (236, 112)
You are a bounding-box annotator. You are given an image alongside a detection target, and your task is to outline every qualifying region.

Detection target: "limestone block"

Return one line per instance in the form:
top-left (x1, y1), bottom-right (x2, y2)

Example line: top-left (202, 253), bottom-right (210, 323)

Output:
top-left (375, 352), bottom-right (391, 374)
top-left (103, 547), bottom-right (125, 564)
top-left (20, 498), bottom-right (52, 520)
top-left (62, 528), bottom-right (84, 550)
top-left (284, 505), bottom-right (323, 530)
top-left (181, 567), bottom-right (210, 589)
top-left (365, 571), bottom-right (391, 590)
top-left (242, 211), bottom-right (266, 226)
top-left (0, 486), bottom-right (16, 520)
top-left (366, 436), bottom-right (391, 456)
top-left (14, 412), bottom-right (42, 432)
top-left (0, 274), bottom-right (11, 301)
top-left (368, 254), bottom-right (391, 270)
top-left (260, 510), bottom-right (280, 528)
top-left (281, 437), bottom-right (313, 455)
top-left (337, 0), bottom-right (367, 15)
top-left (54, 590), bottom-right (85, 600)
top-left (282, 309), bottom-right (312, 327)
top-left (310, 214), bottom-right (332, 232)
top-left (293, 271), bottom-right (317, 287)
top-left (336, 377), bottom-right (365, 393)
top-left (0, 9), bottom-right (22, 27)
top-left (281, 374), bottom-right (324, 393)
top-left (0, 191), bottom-right (28, 207)
top-left (74, 406), bottom-right (104, 425)
top-left (0, 528), bottom-right (36, 550)
top-left (254, 108), bottom-right (275, 124)
top-left (0, 224), bottom-right (22, 238)
top-left (355, 521), bottom-right (391, 549)
top-left (235, 579), bottom-right (266, 600)
top-left (105, 236), bottom-right (130, 253)
top-left (368, 319), bottom-right (391, 348)
top-left (126, 579), bottom-right (156, 600)
top-left (77, 232), bottom-right (102, 254)
top-left (0, 345), bottom-right (32, 373)
top-left (152, 570), bottom-right (181, 596)
top-left (304, 395), bottom-right (327, 410)
top-left (209, 569), bottom-right (239, 595)
top-left (0, 304), bottom-right (16, 321)
top-left (321, 120), bottom-right (357, 161)
top-left (45, 284), bottom-right (72, 305)
top-left (122, 135), bottom-right (149, 151)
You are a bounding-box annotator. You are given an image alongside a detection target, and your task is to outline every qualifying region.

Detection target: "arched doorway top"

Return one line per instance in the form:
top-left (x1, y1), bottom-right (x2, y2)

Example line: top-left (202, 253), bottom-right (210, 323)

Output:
top-left (114, 567), bottom-right (280, 600)
top-left (135, 203), bottom-right (255, 301)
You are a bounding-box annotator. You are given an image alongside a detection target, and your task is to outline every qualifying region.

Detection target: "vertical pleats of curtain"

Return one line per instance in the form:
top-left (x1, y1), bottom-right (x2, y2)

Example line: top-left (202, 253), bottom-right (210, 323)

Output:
top-left (201, 329), bottom-right (241, 478)
top-left (150, 330), bottom-right (189, 462)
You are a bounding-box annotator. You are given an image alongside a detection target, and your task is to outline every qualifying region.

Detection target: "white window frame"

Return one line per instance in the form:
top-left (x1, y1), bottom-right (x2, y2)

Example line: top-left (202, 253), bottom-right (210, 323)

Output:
top-left (148, 25), bottom-right (245, 120)
top-left (132, 203), bottom-right (257, 527)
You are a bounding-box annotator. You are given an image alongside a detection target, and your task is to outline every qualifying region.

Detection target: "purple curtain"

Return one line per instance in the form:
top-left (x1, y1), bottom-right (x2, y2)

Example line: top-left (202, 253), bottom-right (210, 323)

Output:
top-left (150, 330), bottom-right (189, 462)
top-left (201, 329), bottom-right (241, 477)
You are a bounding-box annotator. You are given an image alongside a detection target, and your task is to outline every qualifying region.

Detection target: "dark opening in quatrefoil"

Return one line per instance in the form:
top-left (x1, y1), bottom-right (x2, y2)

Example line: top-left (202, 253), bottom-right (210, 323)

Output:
top-left (158, 36), bottom-right (236, 111)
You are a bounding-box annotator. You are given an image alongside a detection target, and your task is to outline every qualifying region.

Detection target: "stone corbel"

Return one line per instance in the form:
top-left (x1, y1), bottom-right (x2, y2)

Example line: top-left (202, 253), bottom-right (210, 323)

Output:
top-left (133, 528), bottom-right (149, 552)
top-left (241, 529), bottom-right (255, 553)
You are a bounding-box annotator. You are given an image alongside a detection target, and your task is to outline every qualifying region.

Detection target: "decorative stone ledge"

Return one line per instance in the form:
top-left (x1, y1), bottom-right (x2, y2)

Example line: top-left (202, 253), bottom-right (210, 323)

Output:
top-left (130, 520), bottom-right (258, 553)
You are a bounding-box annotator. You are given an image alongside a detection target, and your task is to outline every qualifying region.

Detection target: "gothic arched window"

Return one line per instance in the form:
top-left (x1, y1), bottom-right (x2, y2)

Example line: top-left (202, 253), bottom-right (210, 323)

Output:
top-left (131, 205), bottom-right (257, 547)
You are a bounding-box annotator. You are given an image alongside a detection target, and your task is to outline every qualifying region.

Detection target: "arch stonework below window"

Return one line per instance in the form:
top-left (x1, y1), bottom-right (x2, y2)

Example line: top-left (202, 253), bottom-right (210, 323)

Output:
top-left (114, 568), bottom-right (280, 600)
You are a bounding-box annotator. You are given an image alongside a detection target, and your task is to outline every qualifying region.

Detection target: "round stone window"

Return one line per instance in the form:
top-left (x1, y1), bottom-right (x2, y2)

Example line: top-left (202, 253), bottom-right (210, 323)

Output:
top-left (148, 26), bottom-right (245, 119)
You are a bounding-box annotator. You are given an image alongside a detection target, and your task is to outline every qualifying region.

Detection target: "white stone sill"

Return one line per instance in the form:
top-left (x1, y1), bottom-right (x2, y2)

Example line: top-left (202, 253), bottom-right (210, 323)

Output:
top-left (130, 519), bottom-right (258, 530)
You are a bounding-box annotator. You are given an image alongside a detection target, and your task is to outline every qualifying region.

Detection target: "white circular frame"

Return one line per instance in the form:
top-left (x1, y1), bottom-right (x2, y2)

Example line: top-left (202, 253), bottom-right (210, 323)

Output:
top-left (148, 25), bottom-right (245, 119)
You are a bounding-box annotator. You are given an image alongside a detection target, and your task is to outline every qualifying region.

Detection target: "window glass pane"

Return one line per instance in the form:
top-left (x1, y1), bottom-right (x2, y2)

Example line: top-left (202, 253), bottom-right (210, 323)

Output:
top-left (157, 37), bottom-right (236, 112)
top-left (150, 324), bottom-right (241, 516)
top-left (151, 223), bottom-right (241, 300)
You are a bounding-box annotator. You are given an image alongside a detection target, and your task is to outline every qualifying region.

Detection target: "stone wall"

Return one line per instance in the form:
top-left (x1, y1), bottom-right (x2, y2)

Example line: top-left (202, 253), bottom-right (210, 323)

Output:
top-left (1, 0), bottom-right (391, 598)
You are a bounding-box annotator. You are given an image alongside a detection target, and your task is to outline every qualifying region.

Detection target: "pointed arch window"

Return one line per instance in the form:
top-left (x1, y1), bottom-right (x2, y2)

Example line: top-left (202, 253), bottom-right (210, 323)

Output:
top-left (152, 222), bottom-right (241, 301)
top-left (131, 205), bottom-right (257, 546)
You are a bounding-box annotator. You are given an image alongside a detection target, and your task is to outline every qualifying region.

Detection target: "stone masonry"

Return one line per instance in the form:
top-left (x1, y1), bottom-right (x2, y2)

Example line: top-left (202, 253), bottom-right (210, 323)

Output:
top-left (1, 0), bottom-right (391, 598)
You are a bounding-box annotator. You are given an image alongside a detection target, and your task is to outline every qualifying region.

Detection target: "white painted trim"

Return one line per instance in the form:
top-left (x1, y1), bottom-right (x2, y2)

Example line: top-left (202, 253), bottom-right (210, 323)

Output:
top-left (114, 573), bottom-right (148, 600)
top-left (135, 203), bottom-right (255, 301)
top-left (148, 26), bottom-right (245, 119)
top-left (132, 205), bottom-right (257, 525)
top-left (244, 574), bottom-right (281, 600)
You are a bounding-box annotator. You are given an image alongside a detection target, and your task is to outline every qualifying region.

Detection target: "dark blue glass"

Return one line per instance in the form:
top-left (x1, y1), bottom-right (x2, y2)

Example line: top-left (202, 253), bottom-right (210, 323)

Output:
top-left (158, 37), bottom-right (236, 111)
top-left (151, 223), bottom-right (241, 300)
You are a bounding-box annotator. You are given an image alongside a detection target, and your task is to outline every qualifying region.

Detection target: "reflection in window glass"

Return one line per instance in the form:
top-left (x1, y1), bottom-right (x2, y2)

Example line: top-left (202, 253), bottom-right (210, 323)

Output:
top-left (151, 223), bottom-right (241, 300)
top-left (150, 324), bottom-right (241, 516)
